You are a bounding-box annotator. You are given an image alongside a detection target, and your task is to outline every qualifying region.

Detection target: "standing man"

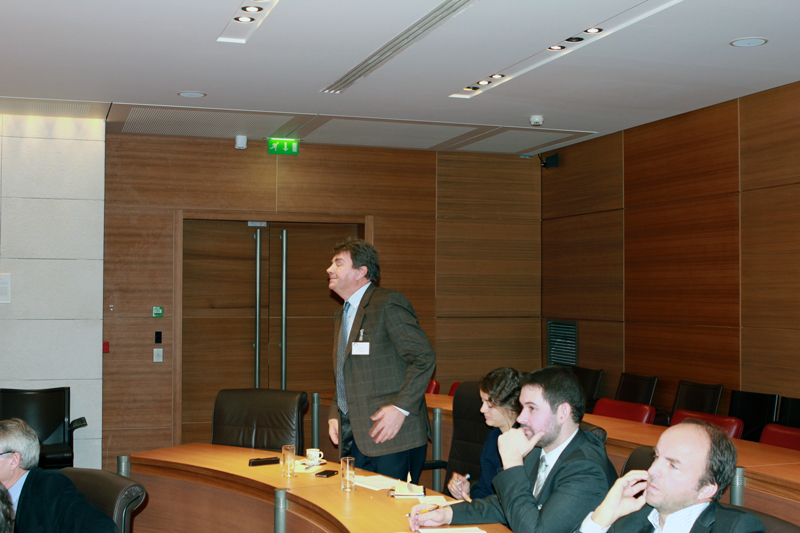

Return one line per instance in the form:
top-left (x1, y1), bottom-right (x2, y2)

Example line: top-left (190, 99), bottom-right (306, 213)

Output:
top-left (578, 418), bottom-right (765, 532)
top-left (410, 366), bottom-right (618, 533)
top-left (327, 237), bottom-right (436, 483)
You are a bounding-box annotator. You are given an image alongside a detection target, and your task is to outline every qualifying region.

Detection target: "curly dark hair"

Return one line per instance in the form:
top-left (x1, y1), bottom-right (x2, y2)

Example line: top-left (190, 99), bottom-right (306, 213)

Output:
top-left (332, 237), bottom-right (380, 283)
top-left (480, 367), bottom-right (522, 415)
top-left (679, 418), bottom-right (737, 502)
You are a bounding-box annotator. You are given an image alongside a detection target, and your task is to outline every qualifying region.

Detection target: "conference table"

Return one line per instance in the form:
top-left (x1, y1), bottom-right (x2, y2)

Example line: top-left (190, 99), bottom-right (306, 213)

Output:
top-left (424, 394), bottom-right (800, 526)
top-left (129, 443), bottom-right (512, 533)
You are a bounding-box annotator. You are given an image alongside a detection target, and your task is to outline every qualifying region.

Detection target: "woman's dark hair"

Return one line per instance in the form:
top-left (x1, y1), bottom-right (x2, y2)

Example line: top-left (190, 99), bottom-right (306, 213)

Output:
top-left (480, 367), bottom-right (522, 415)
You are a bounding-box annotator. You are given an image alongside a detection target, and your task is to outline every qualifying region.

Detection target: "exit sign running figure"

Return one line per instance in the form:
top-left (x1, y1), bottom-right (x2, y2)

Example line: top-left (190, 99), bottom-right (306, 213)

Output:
top-left (268, 138), bottom-right (299, 155)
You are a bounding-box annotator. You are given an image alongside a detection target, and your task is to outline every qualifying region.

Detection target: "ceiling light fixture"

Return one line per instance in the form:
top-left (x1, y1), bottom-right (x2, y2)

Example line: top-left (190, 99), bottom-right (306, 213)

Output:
top-left (565, 37), bottom-right (584, 42)
top-left (234, 16), bottom-right (255, 23)
top-left (584, 27), bottom-right (603, 34)
top-left (477, 80), bottom-right (491, 85)
top-left (490, 74), bottom-right (505, 79)
top-left (178, 92), bottom-right (207, 98)
top-left (730, 37), bottom-right (767, 47)
top-left (218, 0), bottom-right (280, 44)
top-left (242, 6), bottom-right (263, 12)
top-left (548, 45), bottom-right (565, 51)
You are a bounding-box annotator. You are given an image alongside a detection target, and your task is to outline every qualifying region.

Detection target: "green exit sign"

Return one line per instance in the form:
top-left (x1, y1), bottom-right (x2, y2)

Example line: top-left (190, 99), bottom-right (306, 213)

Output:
top-left (268, 138), bottom-right (299, 155)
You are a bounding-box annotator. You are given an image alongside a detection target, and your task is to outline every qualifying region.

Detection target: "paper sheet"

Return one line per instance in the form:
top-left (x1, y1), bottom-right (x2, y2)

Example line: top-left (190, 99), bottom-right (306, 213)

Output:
top-left (354, 474), bottom-right (398, 491)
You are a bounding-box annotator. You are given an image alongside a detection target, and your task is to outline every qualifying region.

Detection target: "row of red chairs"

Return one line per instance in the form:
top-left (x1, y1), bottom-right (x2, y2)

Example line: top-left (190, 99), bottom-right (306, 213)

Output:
top-left (426, 380), bottom-right (461, 397)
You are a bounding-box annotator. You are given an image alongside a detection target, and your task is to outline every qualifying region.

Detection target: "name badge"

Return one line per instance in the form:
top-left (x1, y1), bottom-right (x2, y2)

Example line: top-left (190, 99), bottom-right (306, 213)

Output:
top-left (352, 342), bottom-right (370, 355)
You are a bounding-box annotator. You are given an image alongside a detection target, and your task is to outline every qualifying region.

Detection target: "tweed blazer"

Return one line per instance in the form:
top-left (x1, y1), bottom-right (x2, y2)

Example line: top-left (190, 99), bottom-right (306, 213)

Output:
top-left (597, 502), bottom-right (765, 533)
top-left (452, 429), bottom-right (618, 533)
top-left (329, 284), bottom-right (436, 457)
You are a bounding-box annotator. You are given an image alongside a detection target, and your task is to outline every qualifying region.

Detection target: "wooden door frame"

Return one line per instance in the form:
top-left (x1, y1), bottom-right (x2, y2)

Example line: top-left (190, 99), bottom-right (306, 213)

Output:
top-left (172, 210), bottom-right (371, 445)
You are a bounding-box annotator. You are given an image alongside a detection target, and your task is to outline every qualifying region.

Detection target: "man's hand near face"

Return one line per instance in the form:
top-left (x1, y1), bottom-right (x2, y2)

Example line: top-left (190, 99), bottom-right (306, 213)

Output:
top-left (589, 470), bottom-right (649, 529)
top-left (498, 427), bottom-right (545, 469)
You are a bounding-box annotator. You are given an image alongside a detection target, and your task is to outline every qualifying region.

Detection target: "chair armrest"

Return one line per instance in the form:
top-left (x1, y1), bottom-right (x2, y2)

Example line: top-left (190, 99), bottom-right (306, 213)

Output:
top-left (653, 409), bottom-right (671, 426)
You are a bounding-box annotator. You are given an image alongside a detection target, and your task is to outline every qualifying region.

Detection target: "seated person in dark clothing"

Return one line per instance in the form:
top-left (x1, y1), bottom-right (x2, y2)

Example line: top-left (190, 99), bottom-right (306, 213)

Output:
top-left (448, 367), bottom-right (522, 501)
top-left (0, 418), bottom-right (118, 533)
top-left (0, 484), bottom-right (12, 533)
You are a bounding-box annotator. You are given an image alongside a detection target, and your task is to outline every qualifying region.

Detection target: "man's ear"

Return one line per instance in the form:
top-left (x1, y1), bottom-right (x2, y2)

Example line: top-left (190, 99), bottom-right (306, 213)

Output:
top-left (698, 482), bottom-right (718, 502)
top-left (559, 402), bottom-right (572, 423)
top-left (357, 265), bottom-right (368, 279)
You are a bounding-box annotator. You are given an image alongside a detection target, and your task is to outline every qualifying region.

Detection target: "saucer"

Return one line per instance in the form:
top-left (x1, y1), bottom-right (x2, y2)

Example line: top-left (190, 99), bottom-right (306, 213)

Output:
top-left (303, 459), bottom-right (327, 466)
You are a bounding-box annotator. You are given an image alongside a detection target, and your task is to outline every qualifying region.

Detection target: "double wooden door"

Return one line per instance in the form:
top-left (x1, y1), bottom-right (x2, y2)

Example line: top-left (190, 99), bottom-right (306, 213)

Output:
top-left (181, 220), bottom-right (358, 443)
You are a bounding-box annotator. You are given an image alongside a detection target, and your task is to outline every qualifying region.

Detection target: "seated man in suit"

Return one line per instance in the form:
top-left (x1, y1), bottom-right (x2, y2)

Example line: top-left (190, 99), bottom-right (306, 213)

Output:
top-left (409, 366), bottom-right (618, 533)
top-left (0, 418), bottom-right (118, 533)
top-left (579, 418), bottom-right (765, 533)
top-left (0, 484), bottom-right (12, 533)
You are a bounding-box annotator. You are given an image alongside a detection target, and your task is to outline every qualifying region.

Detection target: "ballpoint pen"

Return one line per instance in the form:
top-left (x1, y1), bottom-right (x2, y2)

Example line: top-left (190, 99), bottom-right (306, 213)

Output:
top-left (455, 473), bottom-right (471, 486)
top-left (403, 505), bottom-right (441, 518)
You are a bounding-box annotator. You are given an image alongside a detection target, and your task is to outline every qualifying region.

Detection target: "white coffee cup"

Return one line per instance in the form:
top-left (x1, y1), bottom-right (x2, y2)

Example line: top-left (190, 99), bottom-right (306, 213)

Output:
top-left (306, 448), bottom-right (324, 464)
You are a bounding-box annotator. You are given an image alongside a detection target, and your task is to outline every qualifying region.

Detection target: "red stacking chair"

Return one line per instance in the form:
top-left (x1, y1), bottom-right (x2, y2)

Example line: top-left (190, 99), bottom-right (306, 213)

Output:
top-left (670, 409), bottom-right (743, 439)
top-left (448, 382), bottom-right (461, 396)
top-left (594, 398), bottom-right (656, 424)
top-left (760, 423), bottom-right (800, 452)
top-left (426, 379), bottom-right (441, 395)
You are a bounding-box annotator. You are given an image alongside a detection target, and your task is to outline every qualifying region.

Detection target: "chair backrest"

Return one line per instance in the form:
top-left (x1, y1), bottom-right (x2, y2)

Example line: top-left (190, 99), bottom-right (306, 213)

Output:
top-left (672, 380), bottom-right (724, 415)
top-left (622, 445), bottom-right (655, 475)
top-left (726, 505), bottom-right (800, 533)
top-left (760, 423), bottom-right (800, 452)
top-left (570, 366), bottom-right (603, 404)
top-left (615, 373), bottom-right (658, 405)
top-left (444, 381), bottom-right (494, 486)
top-left (594, 398), bottom-right (656, 424)
top-left (779, 397), bottom-right (800, 428)
top-left (448, 382), bottom-right (461, 396)
top-left (61, 467), bottom-right (145, 533)
top-left (579, 420), bottom-right (608, 444)
top-left (211, 388), bottom-right (308, 452)
top-left (0, 387), bottom-right (70, 445)
top-left (728, 390), bottom-right (779, 442)
top-left (426, 380), bottom-right (441, 395)
top-left (670, 409), bottom-right (744, 439)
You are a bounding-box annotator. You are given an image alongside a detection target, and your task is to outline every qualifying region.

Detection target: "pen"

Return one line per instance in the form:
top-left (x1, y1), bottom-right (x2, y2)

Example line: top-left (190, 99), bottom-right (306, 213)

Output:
top-left (456, 473), bottom-right (471, 486)
top-left (403, 506), bottom-right (440, 518)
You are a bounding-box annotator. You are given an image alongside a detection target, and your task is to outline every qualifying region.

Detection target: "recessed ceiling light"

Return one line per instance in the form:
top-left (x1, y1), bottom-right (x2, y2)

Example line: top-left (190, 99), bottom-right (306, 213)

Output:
top-left (242, 6), bottom-right (263, 12)
top-left (730, 37), bottom-right (767, 47)
top-left (490, 74), bottom-right (504, 79)
top-left (477, 80), bottom-right (491, 85)
top-left (565, 37), bottom-right (584, 42)
top-left (584, 27), bottom-right (603, 34)
top-left (548, 45), bottom-right (565, 51)
top-left (464, 86), bottom-right (479, 91)
top-left (234, 16), bottom-right (255, 23)
top-left (178, 92), bottom-right (207, 98)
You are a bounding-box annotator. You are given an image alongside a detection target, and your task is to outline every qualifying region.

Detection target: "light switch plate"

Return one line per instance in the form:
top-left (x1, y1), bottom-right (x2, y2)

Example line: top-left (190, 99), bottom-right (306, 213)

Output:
top-left (153, 348), bottom-right (163, 363)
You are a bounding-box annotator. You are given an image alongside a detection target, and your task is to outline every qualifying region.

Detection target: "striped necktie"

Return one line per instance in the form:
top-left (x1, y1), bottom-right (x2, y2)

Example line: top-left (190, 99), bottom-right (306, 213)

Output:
top-left (533, 454), bottom-right (548, 498)
top-left (335, 302), bottom-right (351, 414)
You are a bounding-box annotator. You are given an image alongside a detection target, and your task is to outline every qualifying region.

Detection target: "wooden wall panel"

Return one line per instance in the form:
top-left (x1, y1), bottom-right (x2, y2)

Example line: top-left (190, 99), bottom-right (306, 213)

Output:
top-left (741, 81), bottom-right (800, 191)
top-left (542, 133), bottom-right (623, 219)
top-left (624, 101), bottom-right (739, 208)
top-left (437, 152), bottom-right (539, 221)
top-left (625, 194), bottom-right (739, 326)
top-left (436, 218), bottom-right (540, 317)
top-left (102, 428), bottom-right (174, 472)
top-left (373, 216), bottom-right (436, 319)
top-left (267, 317), bottom-right (335, 394)
top-left (276, 144), bottom-right (436, 217)
top-left (105, 135), bottom-right (275, 210)
top-left (576, 320), bottom-right (624, 402)
top-left (435, 317), bottom-right (541, 394)
top-left (104, 208), bottom-right (174, 318)
top-left (103, 318), bottom-right (173, 429)
top-left (742, 327), bottom-right (800, 398)
top-left (742, 185), bottom-right (800, 329)
top-left (542, 210), bottom-right (623, 321)
top-left (625, 323), bottom-right (740, 413)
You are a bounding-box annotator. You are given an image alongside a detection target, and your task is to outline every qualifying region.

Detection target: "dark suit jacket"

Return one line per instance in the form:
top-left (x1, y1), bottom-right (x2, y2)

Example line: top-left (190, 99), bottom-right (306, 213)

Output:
top-left (452, 429), bottom-right (618, 533)
top-left (601, 502), bottom-right (766, 532)
top-left (14, 467), bottom-right (118, 533)
top-left (329, 284), bottom-right (436, 457)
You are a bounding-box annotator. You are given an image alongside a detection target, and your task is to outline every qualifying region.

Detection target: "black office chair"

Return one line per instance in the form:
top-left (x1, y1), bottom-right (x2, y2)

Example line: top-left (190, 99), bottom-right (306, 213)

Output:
top-left (61, 467), bottom-right (145, 533)
top-left (580, 420), bottom-right (608, 444)
top-left (570, 366), bottom-right (603, 414)
top-left (0, 387), bottom-right (87, 469)
top-left (728, 390), bottom-right (779, 442)
top-left (655, 380), bottom-right (724, 426)
top-left (622, 445), bottom-right (655, 475)
top-left (778, 396), bottom-right (800, 429)
top-left (211, 388), bottom-right (308, 452)
top-left (725, 506), bottom-right (800, 533)
top-left (615, 373), bottom-right (658, 405)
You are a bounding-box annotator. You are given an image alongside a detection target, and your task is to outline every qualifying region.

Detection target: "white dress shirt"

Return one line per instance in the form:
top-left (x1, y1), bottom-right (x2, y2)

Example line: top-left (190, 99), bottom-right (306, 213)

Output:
top-left (580, 501), bottom-right (711, 533)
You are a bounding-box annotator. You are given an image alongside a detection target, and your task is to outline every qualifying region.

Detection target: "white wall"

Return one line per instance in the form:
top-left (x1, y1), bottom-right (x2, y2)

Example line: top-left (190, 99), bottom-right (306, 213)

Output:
top-left (0, 115), bottom-right (105, 468)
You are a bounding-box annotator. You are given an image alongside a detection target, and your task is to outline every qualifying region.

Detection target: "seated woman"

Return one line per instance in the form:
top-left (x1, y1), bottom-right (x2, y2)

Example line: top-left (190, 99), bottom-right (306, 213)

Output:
top-left (447, 367), bottom-right (521, 501)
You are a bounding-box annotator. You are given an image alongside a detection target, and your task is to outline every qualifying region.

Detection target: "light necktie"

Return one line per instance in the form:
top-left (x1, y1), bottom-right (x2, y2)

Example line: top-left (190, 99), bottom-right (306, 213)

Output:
top-left (335, 302), bottom-right (351, 415)
top-left (533, 454), bottom-right (548, 498)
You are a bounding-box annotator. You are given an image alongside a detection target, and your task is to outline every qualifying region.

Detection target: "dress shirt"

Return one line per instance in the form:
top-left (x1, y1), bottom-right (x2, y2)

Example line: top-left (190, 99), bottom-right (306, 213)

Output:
top-left (8, 469), bottom-right (29, 512)
top-left (580, 502), bottom-right (711, 533)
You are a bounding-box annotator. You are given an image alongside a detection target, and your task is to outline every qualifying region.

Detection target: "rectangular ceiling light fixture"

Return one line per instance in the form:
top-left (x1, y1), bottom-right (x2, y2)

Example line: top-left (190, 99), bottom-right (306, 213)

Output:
top-left (323, 0), bottom-right (475, 94)
top-left (217, 0), bottom-right (280, 44)
top-left (450, 0), bottom-right (685, 99)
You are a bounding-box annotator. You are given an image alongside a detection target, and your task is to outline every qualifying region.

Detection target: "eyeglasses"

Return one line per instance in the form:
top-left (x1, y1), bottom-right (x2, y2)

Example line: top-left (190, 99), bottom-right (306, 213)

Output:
top-left (0, 451), bottom-right (15, 457)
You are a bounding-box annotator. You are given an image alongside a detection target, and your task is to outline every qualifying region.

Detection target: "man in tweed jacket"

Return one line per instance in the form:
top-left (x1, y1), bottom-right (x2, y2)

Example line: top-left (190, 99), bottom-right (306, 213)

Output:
top-left (327, 238), bottom-right (435, 483)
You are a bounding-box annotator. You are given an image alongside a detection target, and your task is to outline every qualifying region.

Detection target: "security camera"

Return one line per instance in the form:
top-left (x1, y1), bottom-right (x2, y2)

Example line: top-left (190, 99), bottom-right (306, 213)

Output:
top-left (529, 115), bottom-right (544, 127)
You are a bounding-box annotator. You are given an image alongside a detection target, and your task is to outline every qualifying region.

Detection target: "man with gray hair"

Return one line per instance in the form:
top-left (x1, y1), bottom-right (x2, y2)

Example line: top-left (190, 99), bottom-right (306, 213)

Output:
top-left (0, 418), bottom-right (117, 532)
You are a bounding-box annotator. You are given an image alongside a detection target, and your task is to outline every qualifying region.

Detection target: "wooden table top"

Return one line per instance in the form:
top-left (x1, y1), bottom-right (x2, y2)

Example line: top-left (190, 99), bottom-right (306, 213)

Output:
top-left (131, 443), bottom-right (511, 533)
